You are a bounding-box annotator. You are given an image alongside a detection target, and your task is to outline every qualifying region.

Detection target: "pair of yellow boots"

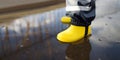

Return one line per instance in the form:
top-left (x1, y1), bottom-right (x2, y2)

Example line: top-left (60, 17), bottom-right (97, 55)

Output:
top-left (57, 16), bottom-right (91, 43)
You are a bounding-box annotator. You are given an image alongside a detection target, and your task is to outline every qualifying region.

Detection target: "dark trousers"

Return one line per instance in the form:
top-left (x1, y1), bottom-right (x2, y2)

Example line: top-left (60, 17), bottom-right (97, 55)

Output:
top-left (66, 0), bottom-right (96, 26)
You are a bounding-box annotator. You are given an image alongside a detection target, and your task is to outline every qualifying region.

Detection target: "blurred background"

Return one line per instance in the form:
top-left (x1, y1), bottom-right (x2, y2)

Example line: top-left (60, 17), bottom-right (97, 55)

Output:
top-left (0, 0), bottom-right (120, 60)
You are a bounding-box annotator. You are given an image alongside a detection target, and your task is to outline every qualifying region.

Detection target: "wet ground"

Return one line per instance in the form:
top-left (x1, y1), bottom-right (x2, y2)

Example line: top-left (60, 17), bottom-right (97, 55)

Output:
top-left (0, 8), bottom-right (120, 60)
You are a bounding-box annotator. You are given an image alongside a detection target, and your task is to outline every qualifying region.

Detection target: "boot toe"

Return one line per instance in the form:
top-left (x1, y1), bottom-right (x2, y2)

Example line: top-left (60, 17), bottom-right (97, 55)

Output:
top-left (57, 31), bottom-right (83, 43)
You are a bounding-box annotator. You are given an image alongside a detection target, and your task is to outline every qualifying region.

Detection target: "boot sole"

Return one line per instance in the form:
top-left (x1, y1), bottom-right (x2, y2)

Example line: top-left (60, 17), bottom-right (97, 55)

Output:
top-left (58, 34), bottom-right (92, 45)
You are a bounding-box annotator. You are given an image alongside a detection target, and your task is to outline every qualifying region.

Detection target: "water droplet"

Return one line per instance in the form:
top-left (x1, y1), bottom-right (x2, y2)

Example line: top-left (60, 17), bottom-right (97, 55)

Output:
top-left (105, 23), bottom-right (108, 26)
top-left (98, 58), bottom-right (102, 60)
top-left (98, 39), bottom-right (102, 41)
top-left (20, 45), bottom-right (24, 47)
top-left (26, 38), bottom-right (29, 40)
top-left (108, 17), bottom-right (112, 19)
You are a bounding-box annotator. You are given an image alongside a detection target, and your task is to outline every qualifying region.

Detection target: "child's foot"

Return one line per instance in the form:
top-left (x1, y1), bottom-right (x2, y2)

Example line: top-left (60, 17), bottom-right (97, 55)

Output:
top-left (57, 25), bottom-right (91, 43)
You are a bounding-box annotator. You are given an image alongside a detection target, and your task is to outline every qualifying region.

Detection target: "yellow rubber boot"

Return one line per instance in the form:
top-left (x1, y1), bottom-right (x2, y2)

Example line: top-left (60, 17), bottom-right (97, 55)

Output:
top-left (57, 25), bottom-right (91, 43)
top-left (61, 16), bottom-right (71, 24)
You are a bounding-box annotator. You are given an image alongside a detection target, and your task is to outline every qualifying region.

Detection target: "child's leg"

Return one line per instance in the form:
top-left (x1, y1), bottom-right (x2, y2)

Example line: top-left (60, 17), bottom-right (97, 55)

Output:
top-left (62, 0), bottom-right (96, 24)
top-left (57, 0), bottom-right (96, 43)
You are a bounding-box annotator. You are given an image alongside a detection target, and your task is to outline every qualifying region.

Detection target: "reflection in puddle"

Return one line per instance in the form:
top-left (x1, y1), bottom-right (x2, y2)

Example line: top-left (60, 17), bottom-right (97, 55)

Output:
top-left (65, 38), bottom-right (91, 60)
top-left (0, 8), bottom-right (67, 58)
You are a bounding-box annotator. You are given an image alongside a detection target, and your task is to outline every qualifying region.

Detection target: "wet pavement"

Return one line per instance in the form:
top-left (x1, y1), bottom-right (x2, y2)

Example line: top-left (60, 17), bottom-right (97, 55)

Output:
top-left (0, 8), bottom-right (120, 60)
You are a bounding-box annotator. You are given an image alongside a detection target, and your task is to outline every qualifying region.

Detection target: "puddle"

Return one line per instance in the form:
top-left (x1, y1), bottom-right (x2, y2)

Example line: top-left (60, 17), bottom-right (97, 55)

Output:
top-left (0, 8), bottom-right (120, 60)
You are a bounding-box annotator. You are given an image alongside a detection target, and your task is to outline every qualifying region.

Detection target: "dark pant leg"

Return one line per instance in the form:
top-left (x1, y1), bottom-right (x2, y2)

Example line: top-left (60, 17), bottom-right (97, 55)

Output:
top-left (66, 0), bottom-right (96, 26)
